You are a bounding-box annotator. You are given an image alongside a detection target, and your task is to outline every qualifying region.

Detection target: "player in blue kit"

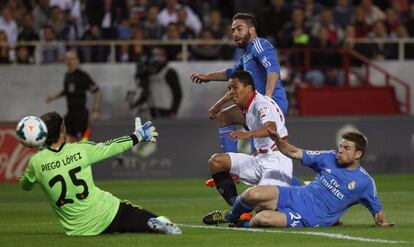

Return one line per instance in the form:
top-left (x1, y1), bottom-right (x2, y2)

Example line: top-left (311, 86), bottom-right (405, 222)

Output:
top-left (191, 13), bottom-right (288, 154)
top-left (203, 129), bottom-right (394, 228)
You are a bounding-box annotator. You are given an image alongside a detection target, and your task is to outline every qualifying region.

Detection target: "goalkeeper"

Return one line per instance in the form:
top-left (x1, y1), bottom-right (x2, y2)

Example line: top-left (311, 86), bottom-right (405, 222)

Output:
top-left (19, 112), bottom-right (181, 235)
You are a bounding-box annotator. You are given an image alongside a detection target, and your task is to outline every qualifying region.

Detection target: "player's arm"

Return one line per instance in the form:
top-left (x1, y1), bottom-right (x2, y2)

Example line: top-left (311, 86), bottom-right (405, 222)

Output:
top-left (360, 179), bottom-right (395, 227)
top-left (19, 158), bottom-right (37, 191)
top-left (83, 118), bottom-right (158, 165)
top-left (268, 126), bottom-right (303, 160)
top-left (208, 91), bottom-right (232, 119)
top-left (229, 121), bottom-right (275, 140)
top-left (191, 70), bottom-right (228, 84)
top-left (265, 72), bottom-right (279, 97)
top-left (374, 211), bottom-right (395, 227)
top-left (255, 41), bottom-right (281, 97)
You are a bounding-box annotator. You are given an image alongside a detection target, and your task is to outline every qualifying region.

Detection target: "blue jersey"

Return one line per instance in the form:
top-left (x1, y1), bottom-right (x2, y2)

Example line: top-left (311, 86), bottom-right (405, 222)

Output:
top-left (225, 37), bottom-right (288, 115)
top-left (280, 150), bottom-right (383, 227)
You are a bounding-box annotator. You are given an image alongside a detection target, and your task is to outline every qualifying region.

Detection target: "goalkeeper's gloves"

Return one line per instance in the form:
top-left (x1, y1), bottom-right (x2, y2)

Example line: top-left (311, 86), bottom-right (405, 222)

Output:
top-left (133, 117), bottom-right (158, 142)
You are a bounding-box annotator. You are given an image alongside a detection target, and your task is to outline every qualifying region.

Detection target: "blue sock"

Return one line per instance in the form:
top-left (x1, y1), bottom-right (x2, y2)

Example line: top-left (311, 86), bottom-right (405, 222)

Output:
top-left (218, 125), bottom-right (238, 152)
top-left (226, 196), bottom-right (254, 222)
top-left (291, 176), bottom-right (302, 187)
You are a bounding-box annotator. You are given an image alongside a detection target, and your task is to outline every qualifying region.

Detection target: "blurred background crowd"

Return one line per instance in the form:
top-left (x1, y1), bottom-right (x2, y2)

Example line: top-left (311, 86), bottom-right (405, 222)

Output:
top-left (0, 0), bottom-right (413, 65)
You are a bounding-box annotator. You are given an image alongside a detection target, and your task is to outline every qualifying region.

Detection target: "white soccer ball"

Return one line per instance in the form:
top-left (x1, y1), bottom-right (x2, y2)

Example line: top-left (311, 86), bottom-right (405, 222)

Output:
top-left (15, 116), bottom-right (48, 147)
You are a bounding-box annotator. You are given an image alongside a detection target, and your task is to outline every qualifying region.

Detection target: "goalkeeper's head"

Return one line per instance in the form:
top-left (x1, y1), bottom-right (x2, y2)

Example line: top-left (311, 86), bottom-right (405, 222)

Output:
top-left (40, 112), bottom-right (66, 146)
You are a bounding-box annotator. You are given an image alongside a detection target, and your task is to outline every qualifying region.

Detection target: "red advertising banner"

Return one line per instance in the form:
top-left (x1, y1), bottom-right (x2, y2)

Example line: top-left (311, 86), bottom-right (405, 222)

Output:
top-left (0, 124), bottom-right (37, 183)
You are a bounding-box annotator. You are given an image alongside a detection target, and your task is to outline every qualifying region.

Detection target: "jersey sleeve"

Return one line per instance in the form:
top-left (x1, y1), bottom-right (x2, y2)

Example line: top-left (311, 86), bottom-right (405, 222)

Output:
top-left (19, 157), bottom-right (37, 191)
top-left (302, 150), bottom-right (334, 172)
top-left (80, 135), bottom-right (138, 167)
top-left (252, 39), bottom-right (280, 74)
top-left (225, 56), bottom-right (243, 79)
top-left (360, 178), bottom-right (383, 215)
top-left (84, 72), bottom-right (99, 93)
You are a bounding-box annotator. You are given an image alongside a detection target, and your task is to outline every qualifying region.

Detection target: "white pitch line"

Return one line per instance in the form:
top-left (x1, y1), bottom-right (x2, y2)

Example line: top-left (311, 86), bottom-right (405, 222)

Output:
top-left (178, 224), bottom-right (406, 244)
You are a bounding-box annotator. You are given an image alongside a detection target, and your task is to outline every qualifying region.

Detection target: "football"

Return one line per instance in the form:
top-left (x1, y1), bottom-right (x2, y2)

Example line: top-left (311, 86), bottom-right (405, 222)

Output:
top-left (15, 116), bottom-right (48, 147)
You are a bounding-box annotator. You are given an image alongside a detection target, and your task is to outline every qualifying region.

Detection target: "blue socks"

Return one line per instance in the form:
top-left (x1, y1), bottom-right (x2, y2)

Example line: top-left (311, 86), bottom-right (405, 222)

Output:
top-left (225, 196), bottom-right (254, 222)
top-left (291, 176), bottom-right (302, 187)
top-left (218, 125), bottom-right (238, 152)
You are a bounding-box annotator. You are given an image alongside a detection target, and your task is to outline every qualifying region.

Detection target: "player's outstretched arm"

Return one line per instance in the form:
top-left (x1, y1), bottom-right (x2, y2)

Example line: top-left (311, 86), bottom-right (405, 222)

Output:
top-left (191, 70), bottom-right (227, 84)
top-left (83, 117), bottom-right (158, 165)
top-left (374, 211), bottom-right (395, 227)
top-left (267, 126), bottom-right (303, 160)
top-left (208, 91), bottom-right (232, 119)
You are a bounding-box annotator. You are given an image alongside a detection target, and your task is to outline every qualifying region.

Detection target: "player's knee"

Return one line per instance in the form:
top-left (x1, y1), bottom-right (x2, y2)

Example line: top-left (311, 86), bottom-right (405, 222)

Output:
top-left (242, 186), bottom-right (263, 204)
top-left (254, 211), bottom-right (275, 226)
top-left (208, 153), bottom-right (228, 172)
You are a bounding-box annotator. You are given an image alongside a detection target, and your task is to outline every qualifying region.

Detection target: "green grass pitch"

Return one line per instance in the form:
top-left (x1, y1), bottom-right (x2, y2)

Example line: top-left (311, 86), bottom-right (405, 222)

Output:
top-left (0, 175), bottom-right (413, 247)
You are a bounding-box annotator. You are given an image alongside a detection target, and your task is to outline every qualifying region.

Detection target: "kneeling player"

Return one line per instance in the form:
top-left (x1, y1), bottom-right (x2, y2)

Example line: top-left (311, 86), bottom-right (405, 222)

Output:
top-left (204, 130), bottom-right (395, 228)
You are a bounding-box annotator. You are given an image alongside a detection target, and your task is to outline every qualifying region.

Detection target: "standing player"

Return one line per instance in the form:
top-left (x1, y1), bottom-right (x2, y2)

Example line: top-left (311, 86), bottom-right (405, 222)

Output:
top-left (191, 13), bottom-right (288, 154)
top-left (19, 112), bottom-right (181, 235)
top-left (204, 71), bottom-right (292, 211)
top-left (204, 130), bottom-right (395, 228)
top-left (46, 50), bottom-right (101, 142)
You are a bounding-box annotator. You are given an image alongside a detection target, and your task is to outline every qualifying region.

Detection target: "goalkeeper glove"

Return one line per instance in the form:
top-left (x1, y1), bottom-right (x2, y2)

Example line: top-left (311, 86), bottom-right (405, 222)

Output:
top-left (133, 117), bottom-right (158, 142)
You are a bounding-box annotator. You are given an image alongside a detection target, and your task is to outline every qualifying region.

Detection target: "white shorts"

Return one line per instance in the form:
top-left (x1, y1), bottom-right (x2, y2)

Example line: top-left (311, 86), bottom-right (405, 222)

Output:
top-left (228, 151), bottom-right (293, 187)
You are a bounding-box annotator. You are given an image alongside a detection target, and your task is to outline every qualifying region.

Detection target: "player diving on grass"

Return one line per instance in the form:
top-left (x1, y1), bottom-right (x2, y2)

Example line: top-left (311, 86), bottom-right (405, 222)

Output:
top-left (19, 112), bottom-right (181, 235)
top-left (203, 129), bottom-right (395, 228)
top-left (191, 13), bottom-right (302, 189)
top-left (202, 70), bottom-right (294, 224)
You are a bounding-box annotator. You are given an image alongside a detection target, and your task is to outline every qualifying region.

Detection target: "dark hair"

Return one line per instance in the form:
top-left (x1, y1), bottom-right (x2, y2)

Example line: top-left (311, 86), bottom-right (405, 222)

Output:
top-left (40, 112), bottom-right (63, 146)
top-left (232, 13), bottom-right (257, 30)
top-left (342, 131), bottom-right (367, 158)
top-left (230, 70), bottom-right (255, 91)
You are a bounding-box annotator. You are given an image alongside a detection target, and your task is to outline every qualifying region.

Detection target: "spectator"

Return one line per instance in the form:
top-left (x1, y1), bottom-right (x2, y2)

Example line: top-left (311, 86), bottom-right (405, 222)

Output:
top-left (0, 30), bottom-right (10, 64)
top-left (162, 23), bottom-right (182, 60)
top-left (301, 0), bottom-right (324, 26)
top-left (259, 0), bottom-right (291, 44)
top-left (207, 9), bottom-right (228, 39)
top-left (81, 25), bottom-right (106, 62)
top-left (280, 8), bottom-right (311, 47)
top-left (384, 8), bottom-right (400, 37)
top-left (395, 24), bottom-right (414, 59)
top-left (333, 0), bottom-right (353, 29)
top-left (158, 0), bottom-right (202, 35)
top-left (49, 0), bottom-right (74, 11)
top-left (352, 7), bottom-right (372, 38)
top-left (47, 5), bottom-right (65, 38)
top-left (367, 21), bottom-right (397, 60)
top-left (359, 0), bottom-right (385, 26)
top-left (0, 6), bottom-right (18, 49)
top-left (18, 13), bottom-right (39, 58)
top-left (190, 28), bottom-right (221, 60)
top-left (406, 4), bottom-right (414, 37)
top-left (32, 0), bottom-right (50, 33)
top-left (142, 5), bottom-right (163, 39)
top-left (176, 7), bottom-right (196, 39)
top-left (311, 8), bottom-right (344, 46)
top-left (39, 25), bottom-right (65, 63)
top-left (15, 45), bottom-right (33, 64)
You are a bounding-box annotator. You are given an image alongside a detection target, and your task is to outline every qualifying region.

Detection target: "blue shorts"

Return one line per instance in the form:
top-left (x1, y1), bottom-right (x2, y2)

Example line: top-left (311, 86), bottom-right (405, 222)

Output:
top-left (277, 186), bottom-right (318, 228)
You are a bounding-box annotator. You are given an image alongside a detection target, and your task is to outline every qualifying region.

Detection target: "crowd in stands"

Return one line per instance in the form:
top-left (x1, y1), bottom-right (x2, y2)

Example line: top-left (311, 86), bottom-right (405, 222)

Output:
top-left (0, 0), bottom-right (413, 65)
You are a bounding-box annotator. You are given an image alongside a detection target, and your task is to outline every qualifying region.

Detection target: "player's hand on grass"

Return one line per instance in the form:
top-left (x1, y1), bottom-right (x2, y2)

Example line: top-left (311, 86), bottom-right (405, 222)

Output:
top-left (191, 73), bottom-right (210, 84)
top-left (229, 130), bottom-right (251, 140)
top-left (375, 211), bottom-right (395, 227)
top-left (134, 117), bottom-right (158, 143)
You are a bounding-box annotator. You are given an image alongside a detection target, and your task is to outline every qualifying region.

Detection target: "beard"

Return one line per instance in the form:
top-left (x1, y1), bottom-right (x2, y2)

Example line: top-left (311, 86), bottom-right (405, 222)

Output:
top-left (235, 33), bottom-right (251, 49)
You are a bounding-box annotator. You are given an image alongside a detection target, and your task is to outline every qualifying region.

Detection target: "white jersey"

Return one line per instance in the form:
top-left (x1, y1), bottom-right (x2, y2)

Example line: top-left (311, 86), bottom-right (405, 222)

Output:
top-left (244, 92), bottom-right (288, 151)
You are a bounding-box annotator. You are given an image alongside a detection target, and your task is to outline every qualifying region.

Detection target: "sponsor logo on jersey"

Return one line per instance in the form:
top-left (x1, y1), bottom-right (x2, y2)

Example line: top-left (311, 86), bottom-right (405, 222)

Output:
top-left (318, 175), bottom-right (345, 200)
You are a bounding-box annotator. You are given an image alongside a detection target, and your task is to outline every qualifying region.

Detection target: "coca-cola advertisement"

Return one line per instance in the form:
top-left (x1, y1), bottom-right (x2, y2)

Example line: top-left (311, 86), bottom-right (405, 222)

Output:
top-left (0, 124), bottom-right (36, 183)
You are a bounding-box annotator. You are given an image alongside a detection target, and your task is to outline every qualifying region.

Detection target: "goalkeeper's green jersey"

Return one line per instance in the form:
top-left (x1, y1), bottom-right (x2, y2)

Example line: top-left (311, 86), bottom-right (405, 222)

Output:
top-left (19, 135), bottom-right (137, 236)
